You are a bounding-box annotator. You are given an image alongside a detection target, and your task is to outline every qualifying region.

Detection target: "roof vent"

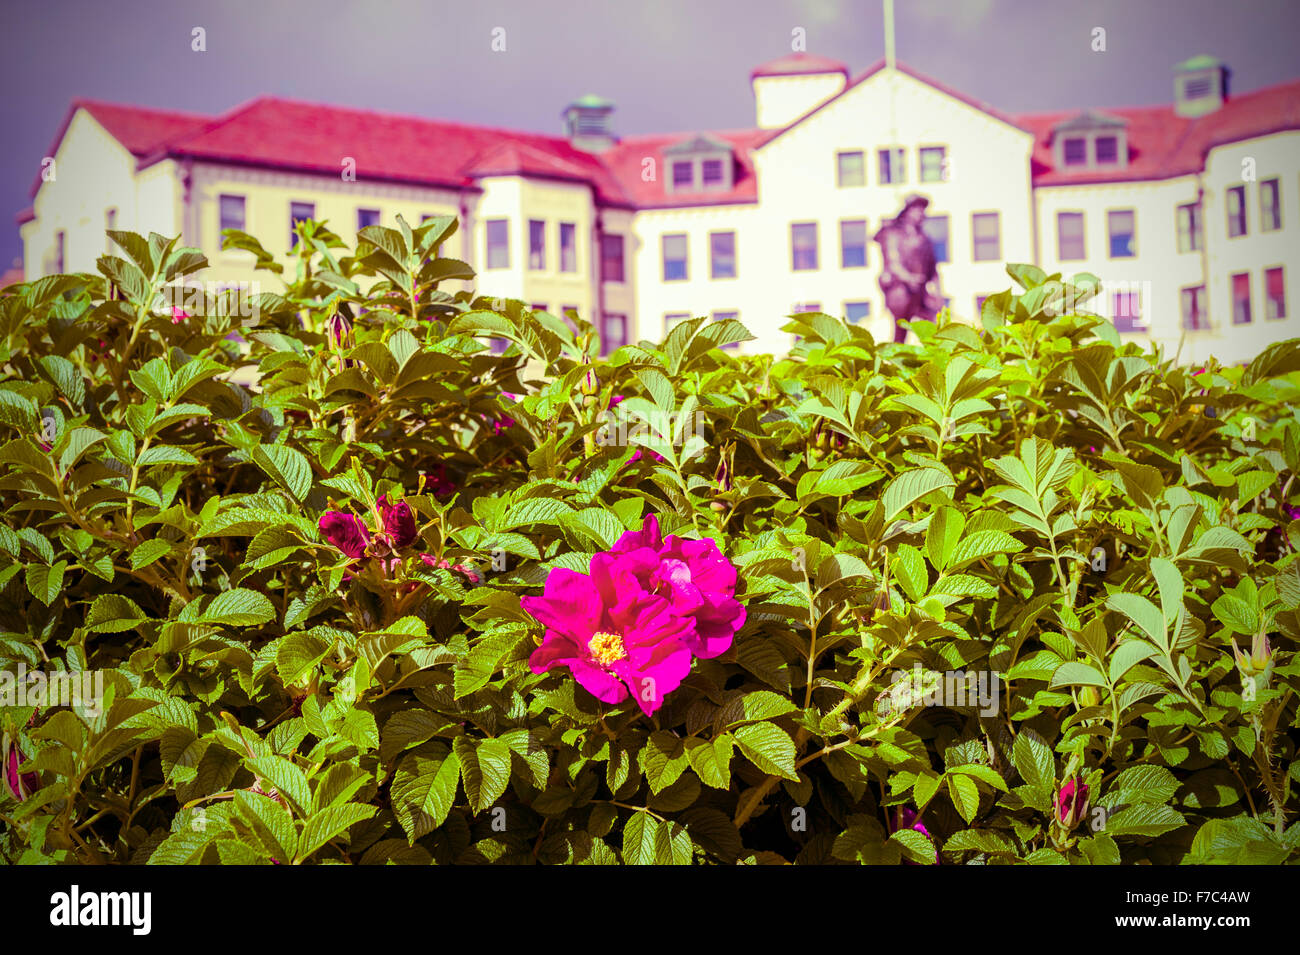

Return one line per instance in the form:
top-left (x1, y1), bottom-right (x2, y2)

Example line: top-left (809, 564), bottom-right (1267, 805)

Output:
top-left (1174, 55), bottom-right (1229, 118)
top-left (562, 95), bottom-right (615, 152)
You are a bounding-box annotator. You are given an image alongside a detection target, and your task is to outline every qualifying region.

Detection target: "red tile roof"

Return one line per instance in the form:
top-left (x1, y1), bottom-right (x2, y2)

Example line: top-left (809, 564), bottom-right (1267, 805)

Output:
top-left (142, 95), bottom-right (633, 206)
top-left (1019, 78), bottom-right (1300, 185)
top-left (600, 129), bottom-right (772, 208)
top-left (751, 52), bottom-right (849, 80)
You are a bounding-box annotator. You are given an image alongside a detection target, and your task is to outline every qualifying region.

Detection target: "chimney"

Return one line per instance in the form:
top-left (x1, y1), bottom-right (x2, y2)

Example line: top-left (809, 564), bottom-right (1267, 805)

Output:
top-left (1174, 55), bottom-right (1229, 118)
top-left (563, 95), bottom-right (615, 152)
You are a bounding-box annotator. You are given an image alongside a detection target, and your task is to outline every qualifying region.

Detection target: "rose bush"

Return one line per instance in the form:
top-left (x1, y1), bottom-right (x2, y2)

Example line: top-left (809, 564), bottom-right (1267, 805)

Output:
top-left (0, 215), bottom-right (1298, 865)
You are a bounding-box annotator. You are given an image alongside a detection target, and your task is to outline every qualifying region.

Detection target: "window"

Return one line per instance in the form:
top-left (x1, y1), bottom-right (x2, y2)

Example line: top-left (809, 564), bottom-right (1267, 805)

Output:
top-left (701, 159), bottom-right (725, 188)
top-left (1266, 267), bottom-right (1287, 320)
top-left (601, 233), bottom-right (625, 283)
top-left (219, 194), bottom-right (246, 233)
top-left (662, 234), bottom-right (688, 281)
top-left (1184, 76), bottom-right (1212, 99)
top-left (1108, 209), bottom-right (1136, 258)
top-left (1227, 185), bottom-right (1247, 237)
top-left (561, 306), bottom-right (579, 327)
top-left (1113, 290), bottom-right (1144, 333)
top-left (792, 303), bottom-right (821, 313)
top-left (54, 230), bottom-right (65, 273)
top-left (485, 219), bottom-right (510, 269)
top-left (840, 220), bottom-right (867, 269)
top-left (972, 212), bottom-right (1000, 261)
top-left (357, 208), bottom-right (380, 231)
top-left (710, 231), bottom-right (736, 279)
top-left (664, 312), bottom-right (690, 335)
top-left (559, 222), bottom-right (577, 272)
top-left (1232, 272), bottom-right (1252, 325)
top-left (530, 303), bottom-right (548, 313)
top-left (528, 219), bottom-right (546, 270)
top-left (1095, 136), bottom-right (1119, 164)
top-left (672, 161), bottom-right (694, 190)
top-left (1057, 212), bottom-right (1085, 260)
top-left (1181, 286), bottom-right (1208, 331)
top-left (837, 150), bottom-right (865, 187)
top-left (878, 148), bottom-right (905, 185)
top-left (488, 338), bottom-right (510, 356)
top-left (976, 295), bottom-right (990, 316)
top-left (922, 215), bottom-right (949, 263)
top-left (1261, 179), bottom-right (1281, 231)
top-left (1063, 137), bottom-right (1088, 166)
top-left (1176, 202), bottom-right (1202, 253)
top-left (845, 302), bottom-right (871, 324)
top-left (791, 222), bottom-right (818, 271)
top-left (712, 311), bottom-right (741, 350)
top-left (290, 201), bottom-right (314, 247)
top-left (919, 147), bottom-right (946, 183)
top-left (601, 313), bottom-right (628, 356)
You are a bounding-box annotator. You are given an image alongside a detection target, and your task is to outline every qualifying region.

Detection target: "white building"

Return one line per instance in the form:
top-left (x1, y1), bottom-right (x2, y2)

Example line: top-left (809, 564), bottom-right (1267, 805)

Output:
top-left (17, 53), bottom-right (1300, 363)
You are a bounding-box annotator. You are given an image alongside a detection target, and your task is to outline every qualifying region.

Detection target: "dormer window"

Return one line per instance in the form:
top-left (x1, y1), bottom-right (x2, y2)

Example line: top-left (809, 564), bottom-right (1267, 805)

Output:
top-left (664, 134), bottom-right (734, 195)
top-left (1173, 56), bottom-right (1229, 118)
top-left (1052, 111), bottom-right (1129, 171)
top-left (1183, 76), bottom-right (1213, 99)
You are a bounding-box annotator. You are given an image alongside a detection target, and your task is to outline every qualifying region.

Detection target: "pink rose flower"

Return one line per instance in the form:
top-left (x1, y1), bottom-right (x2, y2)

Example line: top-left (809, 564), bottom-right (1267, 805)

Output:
top-left (522, 554), bottom-right (694, 716)
top-left (318, 511), bottom-right (370, 559)
top-left (4, 737), bottom-right (38, 802)
top-left (1056, 777), bottom-right (1089, 829)
top-left (376, 495), bottom-right (417, 549)
top-left (608, 514), bottom-right (745, 658)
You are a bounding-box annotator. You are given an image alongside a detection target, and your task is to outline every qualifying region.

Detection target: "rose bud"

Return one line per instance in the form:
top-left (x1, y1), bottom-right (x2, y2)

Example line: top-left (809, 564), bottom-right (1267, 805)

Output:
top-left (1055, 778), bottom-right (1089, 829)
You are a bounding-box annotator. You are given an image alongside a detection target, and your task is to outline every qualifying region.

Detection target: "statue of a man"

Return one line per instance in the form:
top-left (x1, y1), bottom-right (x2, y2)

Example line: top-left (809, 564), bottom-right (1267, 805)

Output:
top-left (874, 194), bottom-right (944, 343)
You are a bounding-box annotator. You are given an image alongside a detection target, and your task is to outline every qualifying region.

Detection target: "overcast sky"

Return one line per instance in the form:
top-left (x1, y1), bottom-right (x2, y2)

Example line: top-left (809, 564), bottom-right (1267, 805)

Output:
top-left (3, 0), bottom-right (1298, 269)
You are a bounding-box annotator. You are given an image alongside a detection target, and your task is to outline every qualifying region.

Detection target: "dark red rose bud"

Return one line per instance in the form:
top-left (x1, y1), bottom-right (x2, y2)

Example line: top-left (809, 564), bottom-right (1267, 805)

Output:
top-left (1056, 777), bottom-right (1089, 829)
top-left (377, 495), bottom-right (417, 549)
top-left (318, 511), bottom-right (370, 559)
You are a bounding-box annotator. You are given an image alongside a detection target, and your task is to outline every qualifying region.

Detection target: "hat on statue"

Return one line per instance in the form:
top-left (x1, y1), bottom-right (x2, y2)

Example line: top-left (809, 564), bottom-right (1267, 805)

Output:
top-left (901, 193), bottom-right (930, 212)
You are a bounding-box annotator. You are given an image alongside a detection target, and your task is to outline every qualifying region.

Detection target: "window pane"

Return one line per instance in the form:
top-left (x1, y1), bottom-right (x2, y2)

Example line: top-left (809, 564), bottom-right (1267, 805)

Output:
top-left (1063, 138), bottom-right (1087, 165)
top-left (702, 159), bottom-right (725, 187)
top-left (972, 212), bottom-right (1000, 261)
top-left (486, 219), bottom-right (510, 269)
top-left (845, 301), bottom-right (870, 324)
top-left (837, 151), bottom-right (865, 187)
top-left (1108, 209), bottom-right (1135, 257)
top-left (1232, 272), bottom-right (1252, 324)
top-left (290, 201), bottom-right (315, 247)
top-left (1181, 286), bottom-right (1208, 331)
top-left (791, 222), bottom-right (818, 271)
top-left (922, 215), bottom-right (949, 263)
top-left (1261, 179), bottom-right (1281, 231)
top-left (600, 313), bottom-right (628, 356)
top-left (560, 222), bottom-right (577, 272)
top-left (1058, 212), bottom-right (1085, 260)
top-left (1113, 290), bottom-right (1144, 333)
top-left (1228, 186), bottom-right (1247, 237)
top-left (672, 161), bottom-right (694, 189)
top-left (357, 208), bottom-right (380, 231)
top-left (1266, 267), bottom-right (1287, 319)
top-left (710, 231), bottom-right (736, 279)
top-left (528, 219), bottom-right (546, 270)
top-left (1176, 203), bottom-right (1203, 253)
top-left (219, 194), bottom-right (246, 232)
top-left (878, 148), bottom-right (904, 184)
top-left (663, 234), bottom-right (688, 281)
top-left (919, 147), bottom-right (945, 182)
top-left (840, 220), bottom-right (867, 268)
top-left (1095, 136), bottom-right (1118, 163)
top-left (601, 233), bottom-right (625, 283)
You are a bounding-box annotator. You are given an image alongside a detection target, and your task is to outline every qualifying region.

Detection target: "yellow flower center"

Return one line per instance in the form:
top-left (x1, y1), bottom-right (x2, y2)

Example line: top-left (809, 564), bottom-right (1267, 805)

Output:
top-left (588, 631), bottom-right (628, 667)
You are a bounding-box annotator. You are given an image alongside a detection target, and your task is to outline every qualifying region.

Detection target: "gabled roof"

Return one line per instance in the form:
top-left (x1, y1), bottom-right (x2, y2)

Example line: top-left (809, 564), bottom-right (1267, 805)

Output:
top-left (29, 99), bottom-right (209, 197)
top-left (601, 129), bottom-right (771, 208)
top-left (751, 52), bottom-right (849, 80)
top-left (1020, 77), bottom-right (1300, 185)
top-left (663, 133), bottom-right (733, 154)
top-left (1051, 109), bottom-right (1129, 133)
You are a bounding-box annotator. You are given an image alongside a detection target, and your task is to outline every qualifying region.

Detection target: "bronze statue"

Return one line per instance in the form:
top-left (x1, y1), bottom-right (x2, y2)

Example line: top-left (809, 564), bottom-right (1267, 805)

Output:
top-left (874, 194), bottom-right (944, 343)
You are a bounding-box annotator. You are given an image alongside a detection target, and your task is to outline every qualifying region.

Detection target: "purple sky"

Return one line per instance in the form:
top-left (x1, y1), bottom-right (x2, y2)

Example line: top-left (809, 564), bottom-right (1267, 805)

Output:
top-left (3, 0), bottom-right (1298, 270)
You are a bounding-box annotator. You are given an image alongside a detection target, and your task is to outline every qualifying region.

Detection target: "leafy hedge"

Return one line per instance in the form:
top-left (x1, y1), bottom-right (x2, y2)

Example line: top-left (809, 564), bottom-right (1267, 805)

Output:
top-left (1, 216), bottom-right (1298, 865)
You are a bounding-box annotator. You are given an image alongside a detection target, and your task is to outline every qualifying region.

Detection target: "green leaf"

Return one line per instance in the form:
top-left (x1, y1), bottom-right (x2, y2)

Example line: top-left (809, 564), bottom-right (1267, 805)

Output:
top-left (200, 588), bottom-right (276, 627)
top-left (734, 722), bottom-right (799, 780)
top-left (391, 744), bottom-right (461, 842)
top-left (246, 755), bottom-right (311, 814)
top-left (947, 773), bottom-right (981, 823)
top-left (253, 445), bottom-right (313, 501)
top-left (1102, 803), bottom-right (1186, 839)
top-left (26, 561), bottom-right (66, 605)
top-left (454, 736), bottom-right (512, 813)
top-left (881, 467), bottom-right (955, 524)
top-left (1050, 661), bottom-right (1107, 688)
top-left (1011, 730), bottom-right (1055, 791)
top-left (85, 594), bottom-right (147, 633)
top-left (684, 735), bottom-right (733, 789)
top-left (296, 804), bottom-right (378, 861)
